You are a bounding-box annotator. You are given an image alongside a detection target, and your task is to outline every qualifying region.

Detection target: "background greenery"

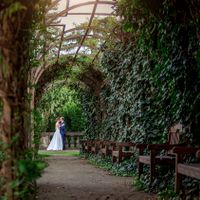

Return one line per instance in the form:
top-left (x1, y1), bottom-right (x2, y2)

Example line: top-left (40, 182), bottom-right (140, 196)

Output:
top-left (36, 84), bottom-right (86, 132)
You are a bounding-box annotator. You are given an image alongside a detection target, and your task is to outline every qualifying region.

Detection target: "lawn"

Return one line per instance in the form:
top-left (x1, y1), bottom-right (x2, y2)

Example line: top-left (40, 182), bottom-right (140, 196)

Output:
top-left (39, 150), bottom-right (80, 157)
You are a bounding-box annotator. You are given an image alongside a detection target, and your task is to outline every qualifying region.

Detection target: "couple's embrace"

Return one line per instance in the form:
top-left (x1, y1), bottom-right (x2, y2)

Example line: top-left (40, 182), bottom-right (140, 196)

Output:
top-left (47, 117), bottom-right (66, 151)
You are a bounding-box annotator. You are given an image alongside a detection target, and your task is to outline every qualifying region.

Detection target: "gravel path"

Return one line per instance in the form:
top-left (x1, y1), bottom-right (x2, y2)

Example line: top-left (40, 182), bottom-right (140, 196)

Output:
top-left (37, 154), bottom-right (156, 200)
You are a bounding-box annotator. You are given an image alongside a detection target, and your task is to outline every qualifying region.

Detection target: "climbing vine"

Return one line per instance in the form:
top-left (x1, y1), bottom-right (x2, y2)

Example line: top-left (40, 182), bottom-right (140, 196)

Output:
top-left (0, 0), bottom-right (200, 199)
top-left (78, 0), bottom-right (200, 196)
top-left (82, 0), bottom-right (200, 145)
top-left (0, 0), bottom-right (50, 199)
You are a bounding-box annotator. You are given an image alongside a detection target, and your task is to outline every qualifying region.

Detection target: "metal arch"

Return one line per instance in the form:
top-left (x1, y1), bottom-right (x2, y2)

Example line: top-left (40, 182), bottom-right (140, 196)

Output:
top-left (57, 24), bottom-right (65, 60)
top-left (35, 0), bottom-right (115, 85)
top-left (31, 0), bottom-right (116, 105)
top-left (45, 24), bottom-right (66, 61)
top-left (74, 0), bottom-right (99, 59)
top-left (64, 26), bottom-right (109, 35)
top-left (46, 27), bottom-right (107, 41)
top-left (61, 43), bottom-right (99, 52)
top-left (64, 12), bottom-right (113, 16)
top-left (63, 34), bottom-right (104, 41)
top-left (47, 1), bottom-right (115, 25)
top-left (33, 53), bottom-right (95, 86)
top-left (63, 1), bottom-right (115, 16)
top-left (43, 41), bottom-right (99, 58)
top-left (59, 52), bottom-right (96, 57)
top-left (37, 34), bottom-right (103, 60)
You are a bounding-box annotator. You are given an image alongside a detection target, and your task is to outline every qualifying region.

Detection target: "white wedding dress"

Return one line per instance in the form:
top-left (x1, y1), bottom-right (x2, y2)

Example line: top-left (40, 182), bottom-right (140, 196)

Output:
top-left (47, 127), bottom-right (63, 151)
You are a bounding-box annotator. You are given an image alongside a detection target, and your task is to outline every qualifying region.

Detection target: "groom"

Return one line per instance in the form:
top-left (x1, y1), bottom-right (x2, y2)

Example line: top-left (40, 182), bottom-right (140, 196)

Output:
top-left (60, 117), bottom-right (66, 150)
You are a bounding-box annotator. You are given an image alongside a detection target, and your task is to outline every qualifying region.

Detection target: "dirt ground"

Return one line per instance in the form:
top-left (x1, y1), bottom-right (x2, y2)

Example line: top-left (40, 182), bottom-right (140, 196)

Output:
top-left (37, 153), bottom-right (156, 200)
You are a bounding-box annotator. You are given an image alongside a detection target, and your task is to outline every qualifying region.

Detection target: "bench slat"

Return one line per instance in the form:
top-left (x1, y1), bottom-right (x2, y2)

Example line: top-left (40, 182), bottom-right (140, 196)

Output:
top-left (178, 163), bottom-right (200, 179)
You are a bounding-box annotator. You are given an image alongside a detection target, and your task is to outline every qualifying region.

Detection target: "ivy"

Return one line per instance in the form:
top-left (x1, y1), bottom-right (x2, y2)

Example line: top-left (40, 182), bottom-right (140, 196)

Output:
top-left (79, 0), bottom-right (200, 196)
top-left (81, 0), bottom-right (200, 144)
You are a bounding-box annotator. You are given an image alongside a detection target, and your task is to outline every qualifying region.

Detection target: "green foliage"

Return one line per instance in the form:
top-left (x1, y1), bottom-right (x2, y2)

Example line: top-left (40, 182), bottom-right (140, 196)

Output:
top-left (63, 101), bottom-right (86, 131)
top-left (12, 149), bottom-right (47, 199)
top-left (86, 153), bottom-right (137, 177)
top-left (132, 177), bottom-right (146, 191)
top-left (82, 0), bottom-right (200, 143)
top-left (33, 109), bottom-right (47, 152)
top-left (0, 1), bottom-right (51, 198)
top-left (0, 2), bottom-right (26, 20)
top-left (37, 85), bottom-right (86, 132)
top-left (79, 0), bottom-right (200, 197)
top-left (77, 89), bottom-right (101, 139)
top-left (157, 189), bottom-right (179, 200)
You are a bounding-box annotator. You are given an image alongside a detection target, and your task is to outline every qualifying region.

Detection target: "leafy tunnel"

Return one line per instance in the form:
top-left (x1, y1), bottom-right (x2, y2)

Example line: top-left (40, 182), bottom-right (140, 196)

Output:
top-left (0, 0), bottom-right (200, 199)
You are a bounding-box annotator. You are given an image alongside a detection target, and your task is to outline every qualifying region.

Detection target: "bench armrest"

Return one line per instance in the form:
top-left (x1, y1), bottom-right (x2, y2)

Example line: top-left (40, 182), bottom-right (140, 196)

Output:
top-left (173, 147), bottom-right (199, 155)
top-left (148, 144), bottom-right (179, 150)
top-left (117, 142), bottom-right (135, 147)
top-left (136, 143), bottom-right (148, 155)
top-left (196, 150), bottom-right (200, 159)
top-left (113, 142), bottom-right (136, 152)
top-left (136, 144), bottom-right (148, 149)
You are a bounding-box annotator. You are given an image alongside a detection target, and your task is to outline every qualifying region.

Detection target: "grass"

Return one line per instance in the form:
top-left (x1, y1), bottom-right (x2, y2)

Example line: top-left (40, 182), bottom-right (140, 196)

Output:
top-left (38, 150), bottom-right (80, 157)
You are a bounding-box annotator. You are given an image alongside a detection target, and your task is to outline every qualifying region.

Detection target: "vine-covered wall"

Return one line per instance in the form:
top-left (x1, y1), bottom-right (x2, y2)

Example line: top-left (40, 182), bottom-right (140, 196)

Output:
top-left (82, 0), bottom-right (200, 145)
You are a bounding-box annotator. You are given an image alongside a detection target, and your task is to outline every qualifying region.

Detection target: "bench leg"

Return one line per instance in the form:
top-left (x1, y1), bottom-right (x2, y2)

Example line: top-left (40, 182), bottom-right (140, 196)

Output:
top-left (150, 164), bottom-right (155, 183)
top-left (175, 172), bottom-right (182, 193)
top-left (150, 150), bottom-right (156, 183)
top-left (138, 162), bottom-right (143, 177)
top-left (118, 156), bottom-right (122, 163)
top-left (112, 155), bottom-right (117, 163)
top-left (175, 154), bottom-right (182, 194)
top-left (118, 151), bottom-right (122, 163)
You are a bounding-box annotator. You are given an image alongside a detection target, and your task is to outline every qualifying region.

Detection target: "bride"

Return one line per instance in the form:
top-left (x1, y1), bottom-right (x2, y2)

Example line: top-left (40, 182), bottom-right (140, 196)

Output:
top-left (47, 118), bottom-right (63, 150)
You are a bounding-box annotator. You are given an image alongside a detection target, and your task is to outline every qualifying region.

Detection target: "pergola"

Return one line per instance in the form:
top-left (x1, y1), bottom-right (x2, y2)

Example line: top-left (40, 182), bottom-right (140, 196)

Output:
top-left (0, 1), bottom-right (118, 198)
top-left (44, 0), bottom-right (116, 62)
top-left (31, 0), bottom-right (117, 109)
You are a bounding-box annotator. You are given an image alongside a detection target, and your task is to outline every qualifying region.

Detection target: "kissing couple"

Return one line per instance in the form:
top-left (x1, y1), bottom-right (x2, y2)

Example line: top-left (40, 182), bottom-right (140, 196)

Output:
top-left (47, 117), bottom-right (66, 151)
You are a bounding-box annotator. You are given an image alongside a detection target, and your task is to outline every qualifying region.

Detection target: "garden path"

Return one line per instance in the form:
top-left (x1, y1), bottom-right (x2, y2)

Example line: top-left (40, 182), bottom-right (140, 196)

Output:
top-left (37, 151), bottom-right (156, 200)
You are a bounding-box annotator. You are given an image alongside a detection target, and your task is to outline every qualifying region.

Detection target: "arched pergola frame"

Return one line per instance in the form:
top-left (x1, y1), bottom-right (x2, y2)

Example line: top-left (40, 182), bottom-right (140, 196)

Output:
top-left (43, 0), bottom-right (116, 61)
top-left (28, 0), bottom-right (116, 150)
top-left (33, 0), bottom-right (116, 96)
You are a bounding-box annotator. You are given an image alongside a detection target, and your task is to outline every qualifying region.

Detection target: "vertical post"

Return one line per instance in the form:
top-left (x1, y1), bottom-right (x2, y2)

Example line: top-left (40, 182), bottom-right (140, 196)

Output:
top-left (150, 149), bottom-right (156, 183)
top-left (77, 135), bottom-right (80, 148)
top-left (175, 153), bottom-right (182, 193)
top-left (138, 145), bottom-right (145, 177)
top-left (118, 144), bottom-right (123, 163)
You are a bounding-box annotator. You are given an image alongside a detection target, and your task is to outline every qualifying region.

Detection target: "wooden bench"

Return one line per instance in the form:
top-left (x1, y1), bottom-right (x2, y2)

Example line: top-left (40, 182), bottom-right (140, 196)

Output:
top-left (91, 140), bottom-right (101, 154)
top-left (100, 141), bottom-right (114, 156)
top-left (173, 147), bottom-right (200, 193)
top-left (136, 124), bottom-right (187, 182)
top-left (83, 140), bottom-right (92, 153)
top-left (112, 142), bottom-right (135, 163)
top-left (80, 139), bottom-right (86, 153)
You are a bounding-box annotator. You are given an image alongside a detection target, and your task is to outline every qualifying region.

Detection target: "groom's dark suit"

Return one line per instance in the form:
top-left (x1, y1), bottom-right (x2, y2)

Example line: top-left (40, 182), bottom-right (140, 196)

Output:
top-left (60, 121), bottom-right (66, 150)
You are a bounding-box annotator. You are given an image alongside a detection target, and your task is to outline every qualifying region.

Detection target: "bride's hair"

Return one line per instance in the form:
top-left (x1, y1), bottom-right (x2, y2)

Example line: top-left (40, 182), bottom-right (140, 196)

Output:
top-left (55, 117), bottom-right (60, 122)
